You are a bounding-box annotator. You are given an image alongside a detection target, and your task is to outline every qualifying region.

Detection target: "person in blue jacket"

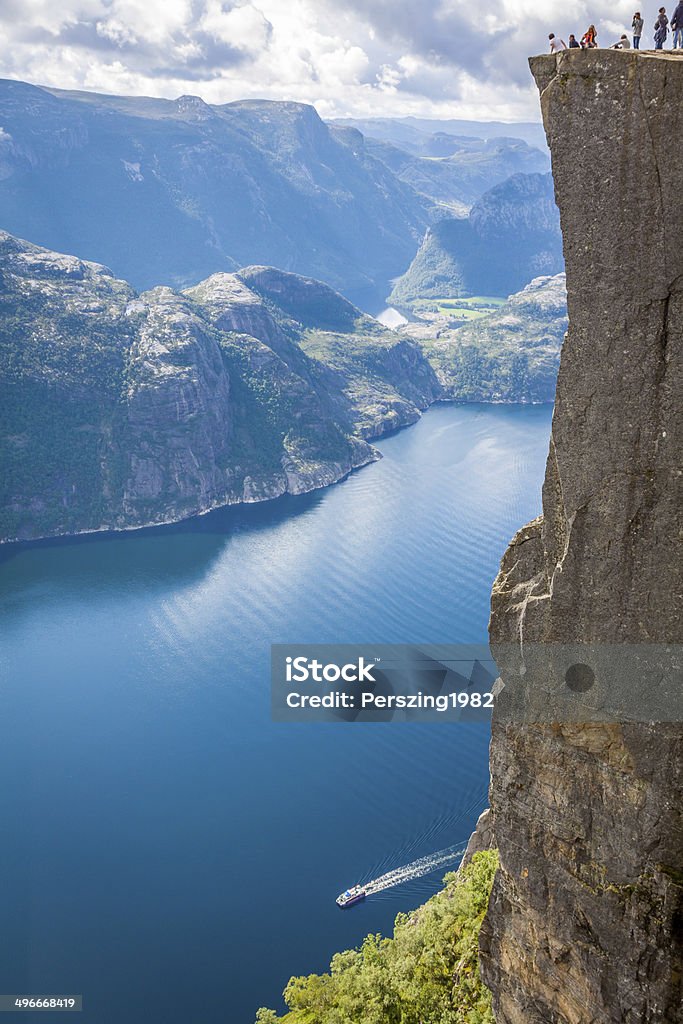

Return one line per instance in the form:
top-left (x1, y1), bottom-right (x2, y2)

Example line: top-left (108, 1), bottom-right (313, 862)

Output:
top-left (672, 1), bottom-right (683, 47)
top-left (654, 7), bottom-right (669, 48)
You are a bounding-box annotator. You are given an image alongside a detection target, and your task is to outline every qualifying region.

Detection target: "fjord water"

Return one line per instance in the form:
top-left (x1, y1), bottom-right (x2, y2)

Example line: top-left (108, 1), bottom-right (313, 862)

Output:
top-left (0, 403), bottom-right (552, 1024)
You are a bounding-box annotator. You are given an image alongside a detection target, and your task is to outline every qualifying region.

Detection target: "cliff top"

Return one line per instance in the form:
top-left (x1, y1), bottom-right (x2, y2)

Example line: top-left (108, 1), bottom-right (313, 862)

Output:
top-left (531, 48), bottom-right (683, 91)
top-left (532, 49), bottom-right (683, 63)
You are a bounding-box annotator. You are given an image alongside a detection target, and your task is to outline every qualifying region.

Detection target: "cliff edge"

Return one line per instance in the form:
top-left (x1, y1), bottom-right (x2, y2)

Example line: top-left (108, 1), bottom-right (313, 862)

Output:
top-left (481, 51), bottom-right (682, 1023)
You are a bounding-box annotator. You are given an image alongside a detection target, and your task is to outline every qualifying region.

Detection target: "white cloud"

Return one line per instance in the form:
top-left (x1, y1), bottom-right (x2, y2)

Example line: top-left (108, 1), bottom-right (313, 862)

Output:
top-left (199, 1), bottom-right (271, 52)
top-left (0, 0), bottom-right (651, 120)
top-left (96, 19), bottom-right (137, 47)
top-left (101, 0), bottom-right (194, 47)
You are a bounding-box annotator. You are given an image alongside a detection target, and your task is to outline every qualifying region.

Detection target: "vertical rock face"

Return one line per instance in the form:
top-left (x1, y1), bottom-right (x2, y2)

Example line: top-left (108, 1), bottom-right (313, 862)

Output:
top-left (481, 52), bottom-right (682, 1024)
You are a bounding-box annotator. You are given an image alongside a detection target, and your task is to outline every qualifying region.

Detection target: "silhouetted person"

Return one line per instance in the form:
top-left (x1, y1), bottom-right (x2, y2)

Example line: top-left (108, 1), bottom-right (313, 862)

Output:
top-left (654, 7), bottom-right (669, 48)
top-left (672, 1), bottom-right (683, 47)
top-left (632, 11), bottom-right (644, 47)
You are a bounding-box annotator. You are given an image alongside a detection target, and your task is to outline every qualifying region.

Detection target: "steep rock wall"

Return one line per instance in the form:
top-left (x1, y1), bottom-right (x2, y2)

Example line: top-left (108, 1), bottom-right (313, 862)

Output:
top-left (481, 51), bottom-right (682, 1024)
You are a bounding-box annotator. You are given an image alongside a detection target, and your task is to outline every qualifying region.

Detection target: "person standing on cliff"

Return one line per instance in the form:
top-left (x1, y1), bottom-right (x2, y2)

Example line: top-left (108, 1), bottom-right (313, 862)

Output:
top-left (654, 7), bottom-right (669, 47)
top-left (632, 11), bottom-right (644, 47)
top-left (549, 33), bottom-right (568, 52)
top-left (671, 1), bottom-right (683, 47)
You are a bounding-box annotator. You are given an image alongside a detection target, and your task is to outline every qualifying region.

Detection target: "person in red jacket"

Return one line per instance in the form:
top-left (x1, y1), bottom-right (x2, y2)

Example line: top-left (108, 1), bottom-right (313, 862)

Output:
top-left (581, 24), bottom-right (598, 47)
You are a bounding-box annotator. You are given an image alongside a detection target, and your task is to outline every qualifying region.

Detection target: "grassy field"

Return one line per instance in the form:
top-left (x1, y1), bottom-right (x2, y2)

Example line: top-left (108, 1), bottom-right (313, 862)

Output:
top-left (412, 295), bottom-right (507, 322)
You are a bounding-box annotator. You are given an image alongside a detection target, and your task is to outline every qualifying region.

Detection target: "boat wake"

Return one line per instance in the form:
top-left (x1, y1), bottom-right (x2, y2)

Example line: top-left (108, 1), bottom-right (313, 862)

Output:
top-left (363, 843), bottom-right (468, 896)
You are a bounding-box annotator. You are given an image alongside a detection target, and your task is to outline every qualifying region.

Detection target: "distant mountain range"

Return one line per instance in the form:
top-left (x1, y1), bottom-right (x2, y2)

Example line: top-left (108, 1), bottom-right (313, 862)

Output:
top-left (389, 173), bottom-right (563, 305)
top-left (0, 80), bottom-right (429, 308)
top-left (349, 134), bottom-right (548, 212)
top-left (0, 79), bottom-right (550, 309)
top-left (0, 231), bottom-right (442, 542)
top-left (331, 116), bottom-right (548, 152)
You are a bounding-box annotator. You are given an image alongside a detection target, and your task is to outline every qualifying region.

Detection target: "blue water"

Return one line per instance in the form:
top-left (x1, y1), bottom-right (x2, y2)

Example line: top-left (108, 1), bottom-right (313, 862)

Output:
top-left (0, 403), bottom-right (552, 1023)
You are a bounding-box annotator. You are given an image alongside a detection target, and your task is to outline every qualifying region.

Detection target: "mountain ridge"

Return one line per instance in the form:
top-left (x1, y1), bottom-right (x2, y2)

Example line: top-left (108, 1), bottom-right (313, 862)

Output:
top-left (389, 171), bottom-right (563, 305)
top-left (0, 79), bottom-right (429, 307)
top-left (0, 230), bottom-right (442, 543)
top-left (0, 78), bottom-right (552, 308)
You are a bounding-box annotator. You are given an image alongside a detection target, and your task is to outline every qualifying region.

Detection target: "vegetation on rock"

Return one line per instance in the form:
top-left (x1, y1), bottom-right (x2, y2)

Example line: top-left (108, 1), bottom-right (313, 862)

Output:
top-left (255, 850), bottom-right (498, 1024)
top-left (0, 233), bottom-right (438, 542)
top-left (417, 274), bottom-right (567, 403)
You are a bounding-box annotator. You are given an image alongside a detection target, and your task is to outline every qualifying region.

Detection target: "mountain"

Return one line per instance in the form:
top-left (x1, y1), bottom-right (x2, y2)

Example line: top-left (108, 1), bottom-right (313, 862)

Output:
top-left (331, 116), bottom-right (548, 152)
top-left (389, 172), bottom-right (563, 305)
top-left (483, 51), bottom-right (682, 1024)
top-left (418, 273), bottom-right (567, 402)
top-left (0, 232), bottom-right (441, 543)
top-left (355, 134), bottom-right (549, 211)
top-left (0, 80), bottom-right (432, 308)
top-left (329, 119), bottom-right (550, 212)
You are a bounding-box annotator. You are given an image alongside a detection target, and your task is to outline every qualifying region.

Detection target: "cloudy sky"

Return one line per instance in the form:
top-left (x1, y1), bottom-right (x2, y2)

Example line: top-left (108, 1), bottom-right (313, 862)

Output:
top-left (0, 0), bottom-right (646, 120)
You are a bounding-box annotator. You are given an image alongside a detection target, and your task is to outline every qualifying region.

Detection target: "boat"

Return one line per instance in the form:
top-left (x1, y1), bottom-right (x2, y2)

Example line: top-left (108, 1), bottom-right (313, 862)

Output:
top-left (336, 884), bottom-right (367, 908)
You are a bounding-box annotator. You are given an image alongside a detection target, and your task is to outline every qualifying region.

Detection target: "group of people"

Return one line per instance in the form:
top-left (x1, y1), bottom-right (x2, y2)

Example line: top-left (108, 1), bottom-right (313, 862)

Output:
top-left (549, 3), bottom-right (683, 53)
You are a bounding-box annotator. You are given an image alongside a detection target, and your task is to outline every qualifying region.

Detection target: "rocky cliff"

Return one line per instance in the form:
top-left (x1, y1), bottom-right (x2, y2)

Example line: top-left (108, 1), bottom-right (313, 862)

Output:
top-left (0, 233), bottom-right (441, 542)
top-left (481, 51), bottom-right (682, 1023)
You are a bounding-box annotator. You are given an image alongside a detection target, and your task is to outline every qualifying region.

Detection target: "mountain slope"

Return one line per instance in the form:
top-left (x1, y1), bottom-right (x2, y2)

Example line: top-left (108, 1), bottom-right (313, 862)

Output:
top-left (389, 172), bottom-right (563, 305)
top-left (419, 273), bottom-right (567, 402)
top-left (0, 232), bottom-right (441, 543)
top-left (0, 80), bottom-right (430, 307)
top-left (255, 850), bottom-right (498, 1024)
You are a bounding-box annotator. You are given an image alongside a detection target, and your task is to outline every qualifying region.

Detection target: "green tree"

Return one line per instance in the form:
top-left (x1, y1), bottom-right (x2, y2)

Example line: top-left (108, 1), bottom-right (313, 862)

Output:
top-left (254, 849), bottom-right (498, 1024)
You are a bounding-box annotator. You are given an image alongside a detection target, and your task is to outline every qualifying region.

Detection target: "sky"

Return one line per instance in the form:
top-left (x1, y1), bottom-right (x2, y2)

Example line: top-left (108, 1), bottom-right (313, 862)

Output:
top-left (0, 0), bottom-right (650, 121)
